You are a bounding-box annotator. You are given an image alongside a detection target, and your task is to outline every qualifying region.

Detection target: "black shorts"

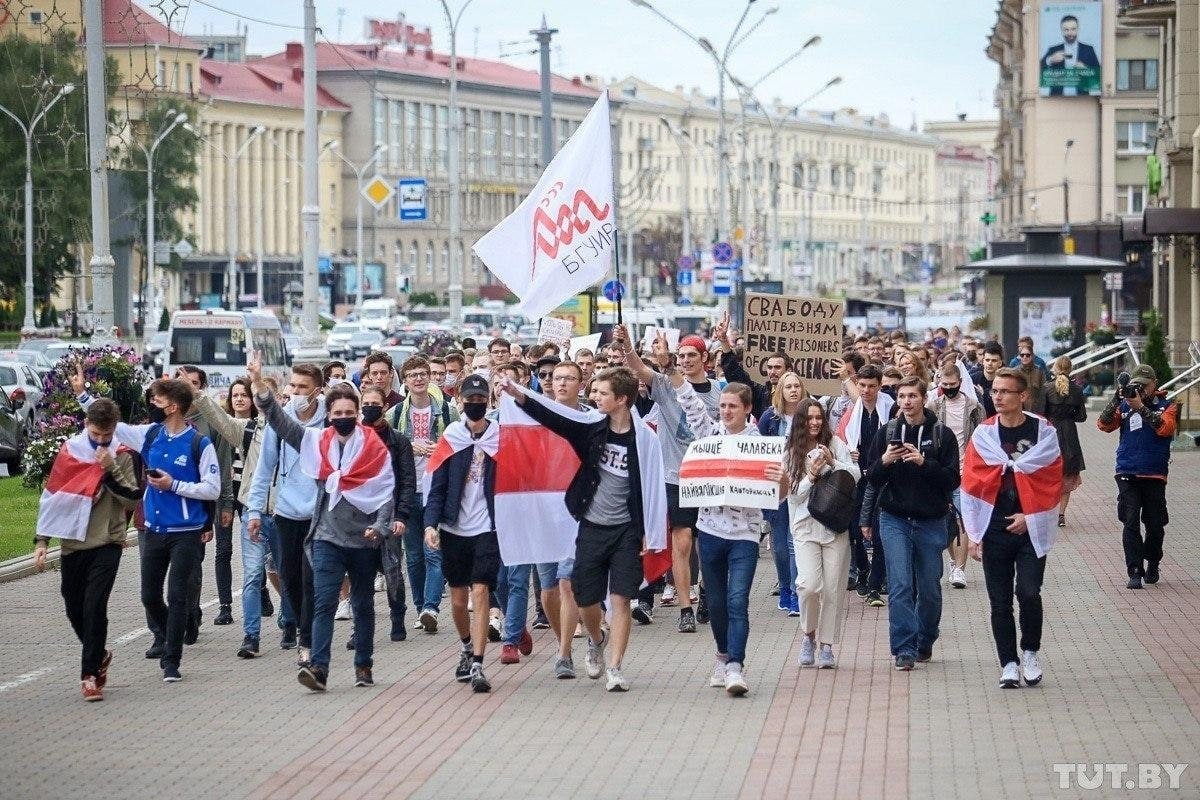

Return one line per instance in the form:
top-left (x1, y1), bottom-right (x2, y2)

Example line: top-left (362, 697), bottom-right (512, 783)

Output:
top-left (572, 520), bottom-right (643, 607)
top-left (440, 530), bottom-right (500, 590)
top-left (666, 483), bottom-right (698, 529)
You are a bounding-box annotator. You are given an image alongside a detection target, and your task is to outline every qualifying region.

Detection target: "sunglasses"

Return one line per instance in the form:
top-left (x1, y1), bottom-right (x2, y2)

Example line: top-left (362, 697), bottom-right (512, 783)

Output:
top-left (1018, 352), bottom-right (1032, 358)
top-left (538, 371), bottom-right (553, 380)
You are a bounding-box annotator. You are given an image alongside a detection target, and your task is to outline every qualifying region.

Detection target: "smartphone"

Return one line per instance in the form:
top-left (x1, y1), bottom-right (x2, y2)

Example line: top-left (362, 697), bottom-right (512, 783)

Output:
top-left (147, 468), bottom-right (166, 480)
top-left (888, 430), bottom-right (904, 448)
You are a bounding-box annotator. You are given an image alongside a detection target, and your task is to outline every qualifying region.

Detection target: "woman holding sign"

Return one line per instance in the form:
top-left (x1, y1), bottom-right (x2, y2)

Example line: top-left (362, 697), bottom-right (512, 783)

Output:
top-left (674, 377), bottom-right (767, 697)
top-left (773, 399), bottom-right (860, 669)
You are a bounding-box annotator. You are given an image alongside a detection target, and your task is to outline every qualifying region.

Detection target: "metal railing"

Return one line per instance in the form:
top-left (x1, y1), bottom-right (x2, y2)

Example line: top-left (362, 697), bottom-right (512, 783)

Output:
top-left (1068, 337), bottom-right (1140, 377)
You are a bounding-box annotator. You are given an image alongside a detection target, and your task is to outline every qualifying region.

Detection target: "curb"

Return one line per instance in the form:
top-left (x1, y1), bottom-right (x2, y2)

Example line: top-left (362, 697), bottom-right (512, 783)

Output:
top-left (0, 531), bottom-right (141, 584)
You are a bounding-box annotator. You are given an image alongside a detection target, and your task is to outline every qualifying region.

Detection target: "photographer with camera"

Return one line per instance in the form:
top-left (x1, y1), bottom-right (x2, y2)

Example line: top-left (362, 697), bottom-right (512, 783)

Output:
top-left (1097, 365), bottom-right (1177, 589)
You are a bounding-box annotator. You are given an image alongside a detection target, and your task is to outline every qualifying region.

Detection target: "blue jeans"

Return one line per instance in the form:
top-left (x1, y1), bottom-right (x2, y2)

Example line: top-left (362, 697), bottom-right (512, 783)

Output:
top-left (494, 563), bottom-right (531, 646)
top-left (878, 511), bottom-right (945, 658)
top-left (240, 515), bottom-right (293, 637)
top-left (536, 558), bottom-right (575, 591)
top-left (309, 540), bottom-right (381, 670)
top-left (405, 496), bottom-right (444, 612)
top-left (697, 531), bottom-right (759, 665)
top-left (764, 503), bottom-right (796, 595)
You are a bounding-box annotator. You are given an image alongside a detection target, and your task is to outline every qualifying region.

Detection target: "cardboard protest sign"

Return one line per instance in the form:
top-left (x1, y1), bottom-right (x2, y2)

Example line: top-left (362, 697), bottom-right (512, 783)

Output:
top-left (678, 435), bottom-right (786, 510)
top-left (641, 325), bottom-right (681, 355)
top-left (743, 292), bottom-right (844, 397)
top-left (538, 316), bottom-right (574, 349)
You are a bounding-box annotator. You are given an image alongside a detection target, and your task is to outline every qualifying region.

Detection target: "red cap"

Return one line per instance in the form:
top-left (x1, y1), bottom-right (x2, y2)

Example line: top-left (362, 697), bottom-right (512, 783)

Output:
top-left (678, 335), bottom-right (707, 353)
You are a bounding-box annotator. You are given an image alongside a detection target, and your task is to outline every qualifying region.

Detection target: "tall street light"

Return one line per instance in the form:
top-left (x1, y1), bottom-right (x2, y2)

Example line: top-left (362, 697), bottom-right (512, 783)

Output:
top-left (329, 140), bottom-right (387, 313)
top-left (270, 134), bottom-right (337, 311)
top-left (184, 122), bottom-right (265, 310)
top-left (137, 110), bottom-right (187, 332)
top-left (0, 82), bottom-right (75, 333)
top-left (439, 0), bottom-right (476, 326)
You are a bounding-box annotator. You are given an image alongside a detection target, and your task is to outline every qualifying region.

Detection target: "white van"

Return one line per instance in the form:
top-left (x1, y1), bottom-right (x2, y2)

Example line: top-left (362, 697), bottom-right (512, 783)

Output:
top-left (163, 310), bottom-right (290, 396)
top-left (359, 298), bottom-right (404, 333)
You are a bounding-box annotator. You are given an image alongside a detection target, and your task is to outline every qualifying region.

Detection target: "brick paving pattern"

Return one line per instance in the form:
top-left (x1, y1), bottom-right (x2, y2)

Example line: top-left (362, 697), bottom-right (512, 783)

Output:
top-left (0, 422), bottom-right (1197, 799)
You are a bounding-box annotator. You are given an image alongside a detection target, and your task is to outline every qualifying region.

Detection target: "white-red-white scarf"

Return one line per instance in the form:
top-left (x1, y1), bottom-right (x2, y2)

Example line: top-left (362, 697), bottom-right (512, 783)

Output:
top-left (835, 393), bottom-right (894, 450)
top-left (420, 418), bottom-right (501, 500)
top-left (299, 424), bottom-right (393, 515)
top-left (36, 433), bottom-right (125, 542)
top-left (961, 413), bottom-right (1063, 557)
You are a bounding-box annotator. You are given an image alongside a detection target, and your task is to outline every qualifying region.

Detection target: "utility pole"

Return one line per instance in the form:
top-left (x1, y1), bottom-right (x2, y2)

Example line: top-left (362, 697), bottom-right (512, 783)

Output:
top-left (441, 1), bottom-right (475, 325)
top-left (300, 0), bottom-right (321, 348)
top-left (1062, 138), bottom-right (1074, 253)
top-left (330, 142), bottom-right (386, 313)
top-left (533, 17), bottom-right (557, 293)
top-left (84, 0), bottom-right (115, 341)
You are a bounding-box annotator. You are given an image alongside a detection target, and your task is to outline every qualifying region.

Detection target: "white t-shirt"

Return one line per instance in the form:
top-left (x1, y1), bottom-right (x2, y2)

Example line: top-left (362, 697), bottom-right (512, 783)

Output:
top-left (943, 395), bottom-right (968, 463)
top-left (409, 405), bottom-right (434, 478)
top-left (443, 447), bottom-right (491, 537)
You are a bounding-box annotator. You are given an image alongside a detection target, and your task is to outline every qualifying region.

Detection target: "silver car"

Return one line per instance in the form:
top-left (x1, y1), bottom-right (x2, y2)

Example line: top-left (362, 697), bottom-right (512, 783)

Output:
top-left (0, 361), bottom-right (42, 434)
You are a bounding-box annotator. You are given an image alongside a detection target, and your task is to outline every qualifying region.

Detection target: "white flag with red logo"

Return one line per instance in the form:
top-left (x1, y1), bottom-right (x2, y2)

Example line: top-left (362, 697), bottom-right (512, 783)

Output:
top-left (473, 91), bottom-right (615, 320)
top-left (960, 413), bottom-right (1063, 556)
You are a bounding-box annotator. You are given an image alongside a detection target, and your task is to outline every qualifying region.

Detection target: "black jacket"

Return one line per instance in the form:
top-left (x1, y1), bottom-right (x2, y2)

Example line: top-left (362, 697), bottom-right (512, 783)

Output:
top-left (866, 408), bottom-right (959, 521)
top-left (720, 350), bottom-right (773, 421)
top-left (520, 398), bottom-right (645, 531)
top-left (423, 422), bottom-right (498, 531)
top-left (368, 422), bottom-right (417, 523)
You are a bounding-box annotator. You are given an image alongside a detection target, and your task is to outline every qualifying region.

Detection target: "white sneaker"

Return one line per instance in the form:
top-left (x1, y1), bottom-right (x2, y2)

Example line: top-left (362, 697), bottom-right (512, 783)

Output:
top-left (816, 644), bottom-right (837, 669)
top-left (999, 661), bottom-right (1020, 688)
top-left (949, 565), bottom-right (966, 589)
top-left (724, 664), bottom-right (749, 696)
top-left (605, 666), bottom-right (630, 692)
top-left (585, 631), bottom-right (607, 679)
top-left (374, 574), bottom-right (385, 593)
top-left (335, 599), bottom-right (352, 620)
top-left (709, 659), bottom-right (727, 687)
top-left (662, 584), bottom-right (677, 606)
top-left (689, 585), bottom-right (699, 605)
top-left (1021, 650), bottom-right (1043, 686)
top-left (798, 634), bottom-right (815, 667)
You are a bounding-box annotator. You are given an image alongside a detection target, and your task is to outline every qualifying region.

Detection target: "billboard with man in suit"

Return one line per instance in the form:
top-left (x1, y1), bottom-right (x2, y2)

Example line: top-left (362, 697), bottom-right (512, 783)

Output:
top-left (1039, 2), bottom-right (1102, 97)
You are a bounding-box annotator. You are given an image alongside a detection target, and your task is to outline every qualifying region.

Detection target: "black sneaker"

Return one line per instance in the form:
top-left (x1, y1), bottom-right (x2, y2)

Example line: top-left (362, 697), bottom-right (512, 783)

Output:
top-left (1127, 575), bottom-right (1144, 590)
top-left (280, 624), bottom-right (297, 650)
top-left (469, 662), bottom-right (491, 693)
top-left (846, 570), bottom-right (859, 591)
top-left (184, 614), bottom-right (200, 646)
top-left (354, 666), bottom-right (374, 687)
top-left (696, 591), bottom-right (710, 625)
top-left (455, 650), bottom-right (472, 682)
top-left (678, 607), bottom-right (697, 633)
top-left (298, 664), bottom-right (328, 692)
top-left (162, 665), bottom-right (182, 683)
top-left (261, 591), bottom-right (275, 618)
top-left (856, 580), bottom-right (869, 598)
top-left (632, 601), bottom-right (654, 625)
top-left (237, 635), bottom-right (261, 659)
top-left (390, 618), bottom-right (407, 642)
top-left (532, 612), bottom-right (551, 630)
top-left (214, 604), bottom-right (234, 626)
top-left (916, 647), bottom-right (933, 663)
top-left (866, 591), bottom-right (885, 608)
top-left (145, 640), bottom-right (165, 659)
top-left (1144, 562), bottom-right (1160, 585)
top-left (894, 655), bottom-right (915, 671)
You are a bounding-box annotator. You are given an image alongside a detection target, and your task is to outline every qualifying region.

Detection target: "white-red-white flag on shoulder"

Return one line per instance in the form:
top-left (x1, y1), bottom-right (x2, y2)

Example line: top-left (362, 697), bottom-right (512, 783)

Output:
top-left (473, 90), bottom-right (615, 320)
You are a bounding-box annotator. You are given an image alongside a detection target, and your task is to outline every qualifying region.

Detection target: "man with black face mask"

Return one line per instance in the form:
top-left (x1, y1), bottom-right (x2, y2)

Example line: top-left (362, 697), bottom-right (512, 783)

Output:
top-left (928, 363), bottom-right (983, 590)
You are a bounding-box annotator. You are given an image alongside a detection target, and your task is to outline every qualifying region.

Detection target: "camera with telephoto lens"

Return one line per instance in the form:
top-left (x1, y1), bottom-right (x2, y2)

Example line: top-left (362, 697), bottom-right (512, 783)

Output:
top-left (1117, 371), bottom-right (1141, 400)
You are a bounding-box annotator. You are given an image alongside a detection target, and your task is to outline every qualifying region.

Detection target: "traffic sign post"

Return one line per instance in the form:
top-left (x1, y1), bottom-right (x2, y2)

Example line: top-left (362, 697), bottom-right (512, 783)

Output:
top-left (363, 176), bottom-right (395, 210)
top-left (677, 254), bottom-right (695, 271)
top-left (398, 178), bottom-right (428, 221)
top-left (677, 270), bottom-right (693, 286)
top-left (602, 278), bottom-right (626, 324)
top-left (712, 241), bottom-right (733, 264)
top-left (712, 267), bottom-right (733, 296)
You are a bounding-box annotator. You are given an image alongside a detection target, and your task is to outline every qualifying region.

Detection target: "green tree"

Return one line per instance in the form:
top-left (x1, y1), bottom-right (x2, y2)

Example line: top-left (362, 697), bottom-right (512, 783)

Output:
top-left (0, 32), bottom-right (116, 309)
top-left (1142, 309), bottom-right (1173, 385)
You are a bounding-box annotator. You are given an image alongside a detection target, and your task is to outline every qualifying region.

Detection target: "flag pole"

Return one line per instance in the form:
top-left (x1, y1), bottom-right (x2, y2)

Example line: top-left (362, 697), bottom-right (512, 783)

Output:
top-left (612, 221), bottom-right (624, 326)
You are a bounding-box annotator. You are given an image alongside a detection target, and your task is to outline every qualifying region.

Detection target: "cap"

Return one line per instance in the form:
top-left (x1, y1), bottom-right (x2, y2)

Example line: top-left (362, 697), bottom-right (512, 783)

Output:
top-left (1131, 364), bottom-right (1157, 383)
top-left (535, 356), bottom-right (561, 370)
top-left (460, 374), bottom-right (491, 399)
top-left (678, 335), bottom-right (707, 353)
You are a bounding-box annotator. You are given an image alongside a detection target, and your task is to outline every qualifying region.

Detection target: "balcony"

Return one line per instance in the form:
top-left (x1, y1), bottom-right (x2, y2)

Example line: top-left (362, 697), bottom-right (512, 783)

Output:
top-left (1117, 0), bottom-right (1176, 26)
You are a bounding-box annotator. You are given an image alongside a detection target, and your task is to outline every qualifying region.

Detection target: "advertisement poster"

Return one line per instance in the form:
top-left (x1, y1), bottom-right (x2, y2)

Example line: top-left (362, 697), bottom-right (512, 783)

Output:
top-left (551, 293), bottom-right (593, 335)
top-left (341, 264), bottom-right (384, 299)
top-left (1018, 297), bottom-right (1072, 357)
top-left (1039, 1), bottom-right (1102, 97)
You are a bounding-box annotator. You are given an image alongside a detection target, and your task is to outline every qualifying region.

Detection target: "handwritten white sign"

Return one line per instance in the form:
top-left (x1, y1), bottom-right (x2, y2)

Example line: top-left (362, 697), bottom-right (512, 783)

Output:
top-left (678, 435), bottom-right (786, 510)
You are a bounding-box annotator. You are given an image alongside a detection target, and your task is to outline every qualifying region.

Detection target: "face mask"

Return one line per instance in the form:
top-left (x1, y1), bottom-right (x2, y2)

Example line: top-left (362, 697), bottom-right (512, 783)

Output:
top-left (462, 401), bottom-right (488, 421)
top-left (87, 437), bottom-right (113, 449)
top-left (147, 404), bottom-right (167, 424)
top-left (444, 373), bottom-right (459, 388)
top-left (881, 386), bottom-right (897, 400)
top-left (942, 386), bottom-right (961, 399)
top-left (361, 406), bottom-right (384, 425)
top-left (330, 417), bottom-right (357, 436)
top-left (288, 391), bottom-right (314, 414)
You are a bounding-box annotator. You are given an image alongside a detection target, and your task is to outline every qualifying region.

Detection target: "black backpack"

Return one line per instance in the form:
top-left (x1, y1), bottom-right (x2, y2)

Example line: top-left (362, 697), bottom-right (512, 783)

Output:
top-left (807, 469), bottom-right (858, 533)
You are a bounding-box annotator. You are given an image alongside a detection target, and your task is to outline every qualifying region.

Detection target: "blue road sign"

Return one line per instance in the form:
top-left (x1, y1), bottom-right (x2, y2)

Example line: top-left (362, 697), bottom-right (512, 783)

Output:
top-left (713, 267), bottom-right (733, 296)
top-left (398, 178), bottom-right (428, 221)
top-left (712, 241), bottom-right (733, 264)
top-left (677, 270), bottom-right (693, 286)
top-left (602, 279), bottom-right (626, 302)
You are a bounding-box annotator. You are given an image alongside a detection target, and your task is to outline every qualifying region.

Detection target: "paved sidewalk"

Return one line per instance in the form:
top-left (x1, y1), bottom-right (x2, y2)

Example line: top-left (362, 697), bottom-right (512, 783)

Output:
top-left (0, 423), bottom-right (1197, 799)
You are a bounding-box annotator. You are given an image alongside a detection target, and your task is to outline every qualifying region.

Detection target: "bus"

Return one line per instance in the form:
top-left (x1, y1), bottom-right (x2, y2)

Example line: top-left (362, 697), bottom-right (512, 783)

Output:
top-left (163, 310), bottom-right (290, 396)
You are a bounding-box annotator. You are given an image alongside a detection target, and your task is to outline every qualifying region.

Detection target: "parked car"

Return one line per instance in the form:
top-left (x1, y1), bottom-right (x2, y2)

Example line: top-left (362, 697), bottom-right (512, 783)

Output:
top-left (347, 328), bottom-right (384, 357)
top-left (0, 385), bottom-right (27, 474)
top-left (142, 330), bottom-right (170, 375)
top-left (0, 349), bottom-right (52, 380)
top-left (16, 338), bottom-right (62, 355)
top-left (0, 361), bottom-right (42, 434)
top-left (325, 322), bottom-right (369, 358)
top-left (43, 341), bottom-right (86, 365)
top-left (282, 333), bottom-right (301, 364)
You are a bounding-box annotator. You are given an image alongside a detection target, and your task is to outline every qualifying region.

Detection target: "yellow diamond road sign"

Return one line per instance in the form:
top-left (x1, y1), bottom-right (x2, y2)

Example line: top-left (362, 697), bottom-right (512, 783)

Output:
top-left (363, 177), bottom-right (394, 210)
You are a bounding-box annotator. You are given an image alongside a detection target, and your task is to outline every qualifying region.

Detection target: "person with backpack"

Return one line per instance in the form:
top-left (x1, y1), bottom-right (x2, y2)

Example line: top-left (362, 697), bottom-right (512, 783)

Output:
top-left (773, 398), bottom-right (861, 669)
top-left (72, 371), bottom-right (221, 683)
top-left (34, 398), bottom-right (141, 701)
top-left (391, 355), bottom-right (459, 633)
top-left (865, 376), bottom-right (960, 671)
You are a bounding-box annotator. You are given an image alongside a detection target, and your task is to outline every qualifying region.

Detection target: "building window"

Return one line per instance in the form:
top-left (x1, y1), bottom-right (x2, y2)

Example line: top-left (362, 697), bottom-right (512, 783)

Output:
top-left (516, 115), bottom-right (528, 179)
top-left (501, 113), bottom-right (514, 178)
top-left (170, 62), bottom-right (179, 91)
top-left (390, 100), bottom-right (402, 169)
top-left (1116, 121), bottom-right (1152, 153)
top-left (436, 105), bottom-right (449, 175)
top-left (482, 111), bottom-right (498, 176)
top-left (374, 96), bottom-right (386, 150)
top-left (1116, 59), bottom-right (1158, 92)
top-left (157, 59), bottom-right (166, 87)
top-left (530, 116), bottom-right (541, 171)
top-left (185, 63), bottom-right (193, 95)
top-left (1117, 185), bottom-right (1146, 215)
top-left (425, 241), bottom-right (434, 278)
top-left (830, 165), bottom-right (841, 190)
top-left (466, 109), bottom-right (480, 175)
top-left (405, 103), bottom-right (419, 171)
top-left (420, 104), bottom-right (434, 171)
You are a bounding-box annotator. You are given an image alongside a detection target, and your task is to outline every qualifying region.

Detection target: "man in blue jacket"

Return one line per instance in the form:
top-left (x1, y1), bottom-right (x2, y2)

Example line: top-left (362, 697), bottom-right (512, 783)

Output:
top-left (73, 372), bottom-right (221, 683)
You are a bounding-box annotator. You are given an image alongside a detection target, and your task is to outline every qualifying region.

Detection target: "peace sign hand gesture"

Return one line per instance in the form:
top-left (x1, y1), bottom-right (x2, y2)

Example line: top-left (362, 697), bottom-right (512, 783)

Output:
top-left (246, 349), bottom-right (265, 394)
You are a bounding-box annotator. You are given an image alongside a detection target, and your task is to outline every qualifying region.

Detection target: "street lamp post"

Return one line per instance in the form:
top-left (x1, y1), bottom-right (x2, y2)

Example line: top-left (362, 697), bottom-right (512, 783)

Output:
top-left (0, 83), bottom-right (75, 333)
top-left (139, 110), bottom-right (187, 332)
top-left (439, 0), bottom-right (476, 326)
top-left (330, 141), bottom-right (387, 313)
top-left (269, 134), bottom-right (337, 311)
